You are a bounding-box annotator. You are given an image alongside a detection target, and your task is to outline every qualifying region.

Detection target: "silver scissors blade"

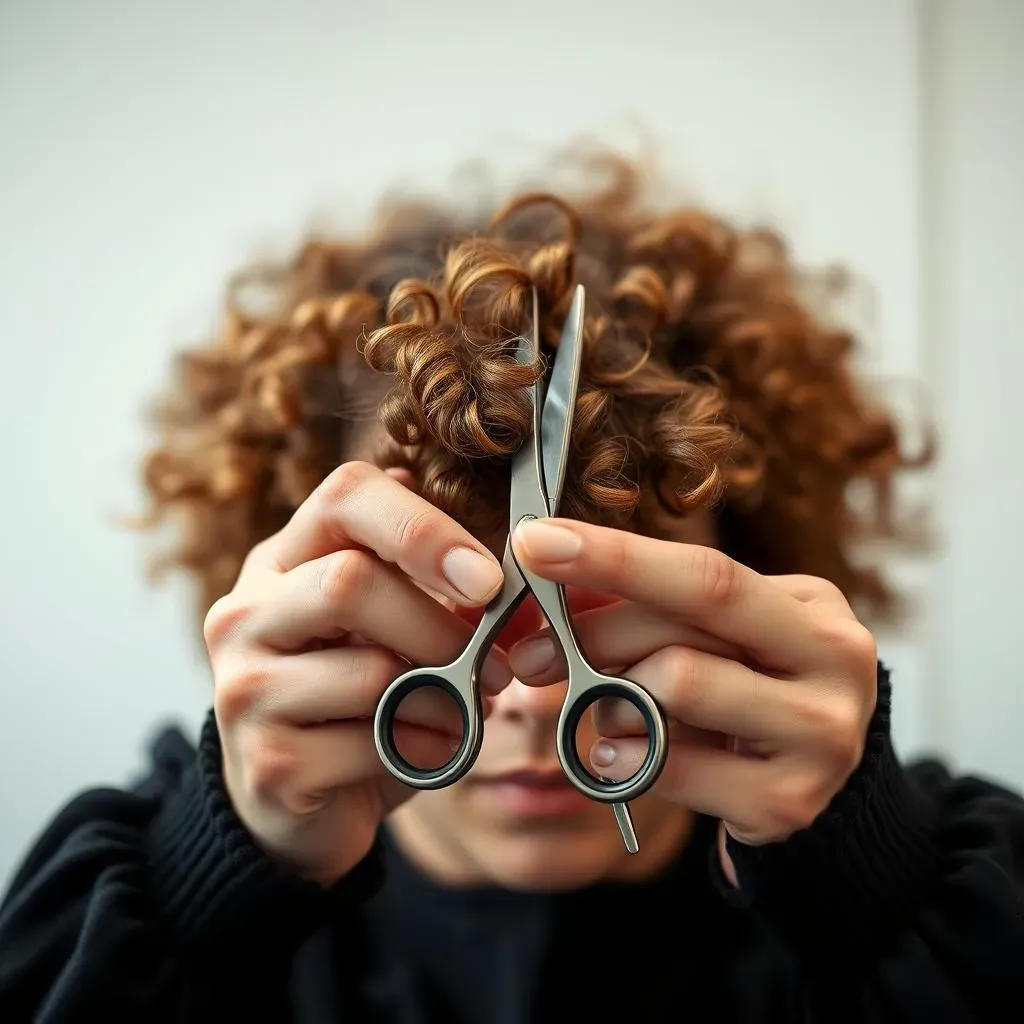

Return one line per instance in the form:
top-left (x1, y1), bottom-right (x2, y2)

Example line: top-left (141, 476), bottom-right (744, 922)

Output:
top-left (540, 285), bottom-right (585, 516)
top-left (508, 289), bottom-right (552, 529)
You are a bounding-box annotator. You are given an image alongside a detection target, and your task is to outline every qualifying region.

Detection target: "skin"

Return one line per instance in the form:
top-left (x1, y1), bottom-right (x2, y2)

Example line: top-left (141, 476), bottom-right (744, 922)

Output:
top-left (209, 460), bottom-right (879, 892)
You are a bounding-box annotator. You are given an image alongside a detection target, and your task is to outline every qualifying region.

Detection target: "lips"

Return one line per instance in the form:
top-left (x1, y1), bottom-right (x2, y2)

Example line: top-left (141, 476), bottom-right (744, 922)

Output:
top-left (474, 768), bottom-right (593, 818)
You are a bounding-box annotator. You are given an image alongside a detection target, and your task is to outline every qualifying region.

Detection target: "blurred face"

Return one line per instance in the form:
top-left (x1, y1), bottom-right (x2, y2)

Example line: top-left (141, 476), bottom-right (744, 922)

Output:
top-left (388, 507), bottom-right (717, 892)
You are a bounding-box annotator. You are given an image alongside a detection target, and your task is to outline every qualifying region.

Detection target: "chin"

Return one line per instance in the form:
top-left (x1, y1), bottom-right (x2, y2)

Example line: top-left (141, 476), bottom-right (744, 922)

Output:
top-left (390, 791), bottom-right (688, 893)
top-left (475, 824), bottom-right (624, 892)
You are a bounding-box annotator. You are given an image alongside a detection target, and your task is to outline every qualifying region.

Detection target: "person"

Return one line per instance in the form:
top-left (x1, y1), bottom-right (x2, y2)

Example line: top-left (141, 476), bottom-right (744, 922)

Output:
top-left (1, 153), bottom-right (1022, 1023)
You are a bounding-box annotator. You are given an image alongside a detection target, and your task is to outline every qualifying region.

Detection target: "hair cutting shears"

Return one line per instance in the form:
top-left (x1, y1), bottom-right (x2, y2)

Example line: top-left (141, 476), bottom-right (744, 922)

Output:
top-left (373, 285), bottom-right (669, 853)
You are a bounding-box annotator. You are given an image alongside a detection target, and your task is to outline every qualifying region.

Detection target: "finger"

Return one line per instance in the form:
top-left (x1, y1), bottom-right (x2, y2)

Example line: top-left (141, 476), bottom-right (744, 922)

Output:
top-left (596, 708), bottom-right (727, 751)
top-left (384, 466), bottom-right (418, 490)
top-left (767, 575), bottom-right (856, 618)
top-left (511, 518), bottom-right (815, 671)
top-left (232, 646), bottom-right (466, 738)
top-left (506, 600), bottom-right (741, 685)
top-left (588, 736), bottom-right (770, 834)
top-left (259, 722), bottom-right (455, 811)
top-left (258, 552), bottom-right (505, 688)
top-left (603, 645), bottom-right (813, 743)
top-left (249, 460), bottom-right (504, 607)
top-left (215, 550), bottom-right (511, 693)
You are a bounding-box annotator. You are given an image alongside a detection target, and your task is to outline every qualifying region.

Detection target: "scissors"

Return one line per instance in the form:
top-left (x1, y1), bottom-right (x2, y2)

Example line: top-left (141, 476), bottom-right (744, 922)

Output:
top-left (372, 284), bottom-right (669, 853)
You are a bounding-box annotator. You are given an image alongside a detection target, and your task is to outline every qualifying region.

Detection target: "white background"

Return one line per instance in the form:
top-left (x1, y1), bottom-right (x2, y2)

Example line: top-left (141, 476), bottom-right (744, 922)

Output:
top-left (1, 0), bottom-right (1021, 888)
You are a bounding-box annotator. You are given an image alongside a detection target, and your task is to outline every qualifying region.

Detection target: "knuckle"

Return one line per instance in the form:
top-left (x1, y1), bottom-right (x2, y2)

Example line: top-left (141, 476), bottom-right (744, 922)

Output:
top-left (244, 733), bottom-right (301, 805)
top-left (349, 647), bottom-right (402, 697)
top-left (213, 661), bottom-right (270, 726)
top-left (788, 573), bottom-right (820, 589)
top-left (790, 691), bottom-right (845, 737)
top-left (820, 697), bottom-right (868, 773)
top-left (792, 693), bottom-right (866, 774)
top-left (203, 594), bottom-right (249, 652)
top-left (315, 459), bottom-right (374, 509)
top-left (694, 547), bottom-right (743, 607)
top-left (287, 787), bottom-right (331, 817)
top-left (317, 548), bottom-right (377, 608)
top-left (395, 507), bottom-right (437, 556)
top-left (796, 574), bottom-right (843, 599)
top-left (813, 618), bottom-right (877, 671)
top-left (240, 536), bottom-right (276, 575)
top-left (661, 646), bottom-right (702, 714)
top-left (607, 529), bottom-right (636, 579)
top-left (767, 773), bottom-right (827, 836)
top-left (815, 578), bottom-right (848, 604)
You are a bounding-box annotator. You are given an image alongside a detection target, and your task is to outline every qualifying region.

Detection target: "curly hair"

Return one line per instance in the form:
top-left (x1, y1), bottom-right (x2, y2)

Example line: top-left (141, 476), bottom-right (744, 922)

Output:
top-left (137, 154), bottom-right (931, 630)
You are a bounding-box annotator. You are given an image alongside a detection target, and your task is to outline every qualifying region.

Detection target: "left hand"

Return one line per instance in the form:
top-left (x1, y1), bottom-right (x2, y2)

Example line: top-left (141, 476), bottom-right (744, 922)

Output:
top-left (507, 518), bottom-right (879, 857)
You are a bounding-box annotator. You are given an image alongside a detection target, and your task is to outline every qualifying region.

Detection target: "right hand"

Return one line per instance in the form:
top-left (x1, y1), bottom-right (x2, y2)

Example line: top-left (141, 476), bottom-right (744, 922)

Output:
top-left (205, 461), bottom-right (511, 887)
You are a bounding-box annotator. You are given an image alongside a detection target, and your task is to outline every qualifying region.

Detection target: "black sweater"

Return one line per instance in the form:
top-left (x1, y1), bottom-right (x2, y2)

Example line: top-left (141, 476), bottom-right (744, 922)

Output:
top-left (1, 666), bottom-right (1023, 1022)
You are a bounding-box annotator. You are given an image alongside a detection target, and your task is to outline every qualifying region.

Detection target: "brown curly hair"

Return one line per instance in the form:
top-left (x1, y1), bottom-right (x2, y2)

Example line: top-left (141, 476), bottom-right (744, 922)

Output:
top-left (137, 154), bottom-right (931, 630)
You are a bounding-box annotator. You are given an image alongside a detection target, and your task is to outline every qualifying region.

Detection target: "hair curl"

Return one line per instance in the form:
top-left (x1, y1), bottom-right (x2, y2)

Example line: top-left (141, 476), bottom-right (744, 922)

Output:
top-left (138, 154), bottom-right (931, 629)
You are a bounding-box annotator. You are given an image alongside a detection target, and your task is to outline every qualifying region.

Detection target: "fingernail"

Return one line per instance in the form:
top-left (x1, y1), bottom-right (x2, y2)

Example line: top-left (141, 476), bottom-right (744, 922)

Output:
top-left (482, 653), bottom-right (512, 695)
top-left (592, 742), bottom-right (617, 767)
top-left (508, 635), bottom-right (556, 677)
top-left (441, 547), bottom-right (503, 604)
top-left (515, 520), bottom-right (582, 562)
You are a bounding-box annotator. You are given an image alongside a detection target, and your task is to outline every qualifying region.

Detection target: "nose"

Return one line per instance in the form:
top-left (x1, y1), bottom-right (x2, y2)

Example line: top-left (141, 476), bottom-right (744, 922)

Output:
top-left (493, 675), bottom-right (568, 722)
top-left (491, 676), bottom-right (601, 762)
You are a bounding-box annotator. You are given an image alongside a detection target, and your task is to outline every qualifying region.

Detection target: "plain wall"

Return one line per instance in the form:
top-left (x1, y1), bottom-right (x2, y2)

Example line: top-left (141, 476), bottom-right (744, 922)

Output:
top-left (920, 0), bottom-right (1024, 787)
top-left (0, 0), bottom-right (1019, 888)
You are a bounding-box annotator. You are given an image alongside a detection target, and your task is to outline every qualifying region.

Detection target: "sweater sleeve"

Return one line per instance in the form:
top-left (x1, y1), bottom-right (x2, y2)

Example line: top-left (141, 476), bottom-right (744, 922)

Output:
top-left (717, 664), bottom-right (1024, 1022)
top-left (0, 712), bottom-right (383, 1023)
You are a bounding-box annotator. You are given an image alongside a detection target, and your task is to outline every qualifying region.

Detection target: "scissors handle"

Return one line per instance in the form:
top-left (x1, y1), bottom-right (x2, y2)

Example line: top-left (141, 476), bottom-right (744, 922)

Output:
top-left (557, 673), bottom-right (668, 803)
top-left (512, 533), bottom-right (669, 803)
top-left (373, 668), bottom-right (483, 789)
top-left (372, 541), bottom-right (528, 789)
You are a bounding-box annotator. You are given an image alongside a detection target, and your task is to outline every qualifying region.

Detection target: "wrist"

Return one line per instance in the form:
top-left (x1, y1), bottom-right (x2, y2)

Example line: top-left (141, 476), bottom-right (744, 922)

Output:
top-left (145, 711), bottom-right (383, 962)
top-left (717, 664), bottom-right (941, 956)
top-left (219, 726), bottom-right (381, 892)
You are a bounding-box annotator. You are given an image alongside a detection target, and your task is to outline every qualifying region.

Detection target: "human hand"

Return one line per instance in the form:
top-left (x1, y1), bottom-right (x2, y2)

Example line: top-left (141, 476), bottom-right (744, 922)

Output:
top-left (205, 461), bottom-right (511, 887)
top-left (507, 518), bottom-right (877, 859)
